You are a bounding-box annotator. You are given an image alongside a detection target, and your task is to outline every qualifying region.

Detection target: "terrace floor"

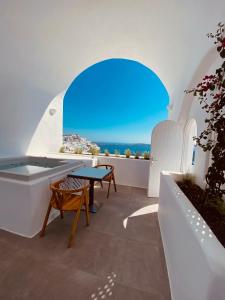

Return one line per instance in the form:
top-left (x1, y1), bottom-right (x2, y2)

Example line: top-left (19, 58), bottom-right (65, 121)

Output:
top-left (0, 185), bottom-right (171, 300)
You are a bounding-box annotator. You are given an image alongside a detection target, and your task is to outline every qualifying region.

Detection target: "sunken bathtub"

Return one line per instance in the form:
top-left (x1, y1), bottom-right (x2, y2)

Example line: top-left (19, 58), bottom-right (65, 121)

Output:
top-left (0, 156), bottom-right (84, 237)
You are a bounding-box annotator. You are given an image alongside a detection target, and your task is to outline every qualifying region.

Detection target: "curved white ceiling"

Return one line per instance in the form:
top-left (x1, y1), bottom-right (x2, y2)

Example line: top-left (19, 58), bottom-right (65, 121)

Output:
top-left (0, 0), bottom-right (224, 154)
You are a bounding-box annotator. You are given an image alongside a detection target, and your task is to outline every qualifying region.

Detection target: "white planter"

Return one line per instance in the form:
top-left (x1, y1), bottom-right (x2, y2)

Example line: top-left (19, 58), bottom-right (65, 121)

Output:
top-left (159, 172), bottom-right (225, 300)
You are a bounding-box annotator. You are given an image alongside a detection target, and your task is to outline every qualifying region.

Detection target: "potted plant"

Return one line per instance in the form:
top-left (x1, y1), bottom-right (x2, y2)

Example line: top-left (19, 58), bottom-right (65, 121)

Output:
top-left (143, 151), bottom-right (150, 160)
top-left (104, 149), bottom-right (110, 156)
top-left (124, 148), bottom-right (131, 158)
top-left (114, 149), bottom-right (120, 157)
top-left (134, 151), bottom-right (141, 159)
top-left (74, 147), bottom-right (83, 154)
top-left (59, 146), bottom-right (65, 153)
top-left (89, 146), bottom-right (99, 156)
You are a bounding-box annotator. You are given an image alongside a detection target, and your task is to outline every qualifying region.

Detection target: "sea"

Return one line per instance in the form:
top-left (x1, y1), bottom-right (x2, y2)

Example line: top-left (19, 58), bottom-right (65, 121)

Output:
top-left (94, 142), bottom-right (151, 155)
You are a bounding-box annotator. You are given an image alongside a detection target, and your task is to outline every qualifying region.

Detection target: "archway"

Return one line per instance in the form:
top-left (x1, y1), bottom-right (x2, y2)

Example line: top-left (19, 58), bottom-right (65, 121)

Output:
top-left (63, 58), bottom-right (169, 155)
top-left (148, 120), bottom-right (183, 197)
top-left (181, 118), bottom-right (197, 174)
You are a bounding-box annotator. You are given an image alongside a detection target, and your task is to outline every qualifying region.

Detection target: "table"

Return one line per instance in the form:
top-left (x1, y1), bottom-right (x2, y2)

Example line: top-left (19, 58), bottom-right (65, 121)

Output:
top-left (68, 167), bottom-right (112, 213)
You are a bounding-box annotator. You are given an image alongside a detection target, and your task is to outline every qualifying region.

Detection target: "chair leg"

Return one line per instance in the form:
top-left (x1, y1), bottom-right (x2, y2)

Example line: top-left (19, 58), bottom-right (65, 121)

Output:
top-left (40, 203), bottom-right (52, 237)
top-left (84, 190), bottom-right (90, 226)
top-left (67, 202), bottom-right (82, 248)
top-left (107, 179), bottom-right (112, 198)
top-left (60, 210), bottom-right (64, 219)
top-left (100, 181), bottom-right (103, 189)
top-left (112, 174), bottom-right (117, 192)
top-left (85, 202), bottom-right (90, 227)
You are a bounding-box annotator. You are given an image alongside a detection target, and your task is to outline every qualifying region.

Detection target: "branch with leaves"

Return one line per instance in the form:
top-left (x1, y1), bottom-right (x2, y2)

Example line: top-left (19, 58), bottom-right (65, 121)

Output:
top-left (185, 22), bottom-right (225, 200)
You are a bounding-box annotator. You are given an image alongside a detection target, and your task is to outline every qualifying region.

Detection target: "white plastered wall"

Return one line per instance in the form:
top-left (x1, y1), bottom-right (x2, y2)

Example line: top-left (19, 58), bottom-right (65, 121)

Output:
top-left (0, 1), bottom-right (225, 157)
top-left (26, 92), bottom-right (64, 155)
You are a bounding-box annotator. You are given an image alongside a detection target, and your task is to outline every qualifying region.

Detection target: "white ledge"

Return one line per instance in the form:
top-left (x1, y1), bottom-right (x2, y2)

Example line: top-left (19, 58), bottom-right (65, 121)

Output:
top-left (159, 172), bottom-right (225, 300)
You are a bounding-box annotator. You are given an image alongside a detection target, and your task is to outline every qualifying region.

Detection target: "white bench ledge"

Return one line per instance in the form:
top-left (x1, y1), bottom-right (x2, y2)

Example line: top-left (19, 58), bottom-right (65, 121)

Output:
top-left (159, 172), bottom-right (225, 300)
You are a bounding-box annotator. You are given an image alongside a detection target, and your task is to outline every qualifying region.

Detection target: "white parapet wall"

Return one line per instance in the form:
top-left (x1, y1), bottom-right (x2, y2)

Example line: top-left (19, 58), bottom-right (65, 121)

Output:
top-left (159, 171), bottom-right (225, 300)
top-left (46, 153), bottom-right (97, 167)
top-left (98, 156), bottom-right (150, 189)
top-left (47, 153), bottom-right (150, 189)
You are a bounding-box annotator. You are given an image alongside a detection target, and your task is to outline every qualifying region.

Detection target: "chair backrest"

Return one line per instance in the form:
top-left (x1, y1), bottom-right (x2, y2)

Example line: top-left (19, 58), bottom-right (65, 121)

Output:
top-left (50, 177), bottom-right (88, 210)
top-left (95, 164), bottom-right (114, 172)
top-left (58, 177), bottom-right (87, 191)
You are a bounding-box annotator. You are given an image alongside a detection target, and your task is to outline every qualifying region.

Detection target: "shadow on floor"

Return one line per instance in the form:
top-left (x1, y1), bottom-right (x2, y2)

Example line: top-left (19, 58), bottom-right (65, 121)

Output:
top-left (0, 184), bottom-right (171, 300)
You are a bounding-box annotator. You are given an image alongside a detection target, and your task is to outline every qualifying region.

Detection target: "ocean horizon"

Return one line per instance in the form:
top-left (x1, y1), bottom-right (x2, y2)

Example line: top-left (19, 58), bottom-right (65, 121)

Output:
top-left (94, 141), bottom-right (151, 155)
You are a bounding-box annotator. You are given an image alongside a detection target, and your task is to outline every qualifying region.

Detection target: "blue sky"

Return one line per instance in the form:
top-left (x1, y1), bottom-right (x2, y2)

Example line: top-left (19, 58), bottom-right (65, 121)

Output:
top-left (63, 59), bottom-right (169, 143)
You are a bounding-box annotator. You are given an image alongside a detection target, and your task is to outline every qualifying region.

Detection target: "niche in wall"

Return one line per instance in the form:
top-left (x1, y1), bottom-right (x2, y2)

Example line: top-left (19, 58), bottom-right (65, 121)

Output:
top-left (183, 118), bottom-right (197, 173)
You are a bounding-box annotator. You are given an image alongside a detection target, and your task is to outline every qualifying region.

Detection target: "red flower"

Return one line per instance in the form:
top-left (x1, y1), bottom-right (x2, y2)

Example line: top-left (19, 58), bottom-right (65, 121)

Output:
top-left (213, 93), bottom-right (221, 99)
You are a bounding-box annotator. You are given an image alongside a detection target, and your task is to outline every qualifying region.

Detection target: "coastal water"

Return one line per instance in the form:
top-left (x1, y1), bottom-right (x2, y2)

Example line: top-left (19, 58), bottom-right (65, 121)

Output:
top-left (94, 142), bottom-right (151, 155)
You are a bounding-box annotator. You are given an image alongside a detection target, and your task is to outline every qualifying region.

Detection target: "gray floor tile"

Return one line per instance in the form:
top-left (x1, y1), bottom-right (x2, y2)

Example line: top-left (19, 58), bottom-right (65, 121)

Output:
top-left (0, 185), bottom-right (171, 300)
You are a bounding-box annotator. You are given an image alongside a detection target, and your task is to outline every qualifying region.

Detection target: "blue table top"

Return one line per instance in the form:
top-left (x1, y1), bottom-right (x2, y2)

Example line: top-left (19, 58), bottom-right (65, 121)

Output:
top-left (69, 167), bottom-right (111, 180)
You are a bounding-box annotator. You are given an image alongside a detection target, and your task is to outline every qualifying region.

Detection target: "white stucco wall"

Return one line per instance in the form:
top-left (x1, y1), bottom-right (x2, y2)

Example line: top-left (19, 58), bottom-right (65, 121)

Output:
top-left (26, 92), bottom-right (64, 155)
top-left (98, 156), bottom-right (150, 189)
top-left (0, 1), bottom-right (225, 157)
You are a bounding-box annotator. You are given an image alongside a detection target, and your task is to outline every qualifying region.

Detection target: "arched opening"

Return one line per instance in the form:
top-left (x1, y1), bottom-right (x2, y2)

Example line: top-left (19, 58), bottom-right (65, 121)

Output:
top-left (181, 119), bottom-right (197, 174)
top-left (62, 58), bottom-right (169, 156)
top-left (148, 120), bottom-right (183, 197)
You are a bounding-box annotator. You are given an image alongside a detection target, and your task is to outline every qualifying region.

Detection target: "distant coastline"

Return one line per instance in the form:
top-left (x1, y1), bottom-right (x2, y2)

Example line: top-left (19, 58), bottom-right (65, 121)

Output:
top-left (62, 133), bottom-right (150, 155)
top-left (94, 141), bottom-right (150, 155)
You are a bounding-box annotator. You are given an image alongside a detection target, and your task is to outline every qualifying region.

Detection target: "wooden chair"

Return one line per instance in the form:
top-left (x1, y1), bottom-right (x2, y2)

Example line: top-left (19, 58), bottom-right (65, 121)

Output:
top-left (40, 177), bottom-right (90, 248)
top-left (95, 164), bottom-right (117, 198)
